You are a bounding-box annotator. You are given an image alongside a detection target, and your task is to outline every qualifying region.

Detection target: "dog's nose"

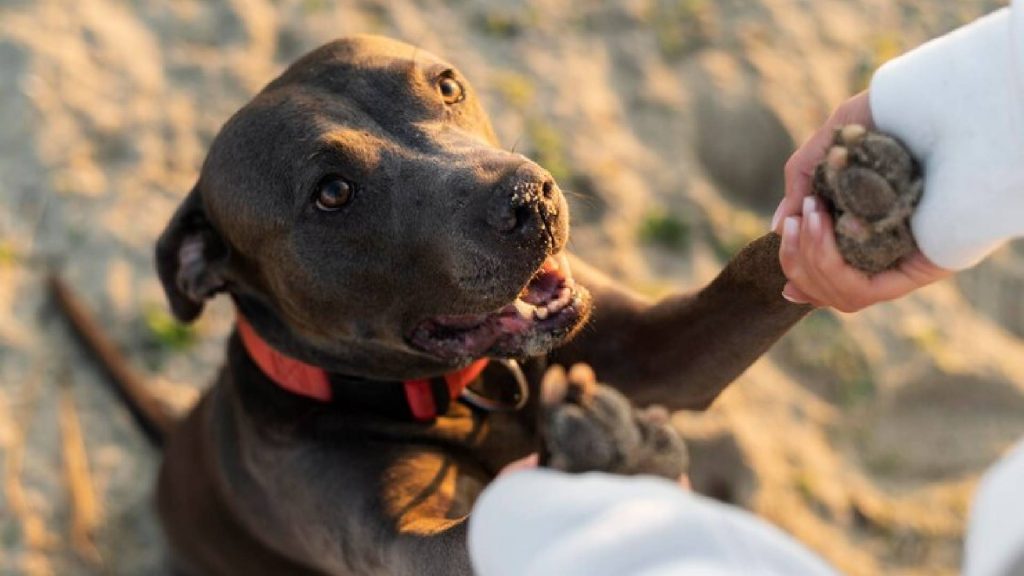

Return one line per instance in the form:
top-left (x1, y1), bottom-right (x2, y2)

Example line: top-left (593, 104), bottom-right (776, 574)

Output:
top-left (486, 163), bottom-right (559, 235)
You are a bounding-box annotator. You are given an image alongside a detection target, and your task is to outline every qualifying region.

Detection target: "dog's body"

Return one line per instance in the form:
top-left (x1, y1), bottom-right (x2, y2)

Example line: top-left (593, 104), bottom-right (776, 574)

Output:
top-left (156, 248), bottom-right (803, 576)
top-left (115, 36), bottom-right (810, 575)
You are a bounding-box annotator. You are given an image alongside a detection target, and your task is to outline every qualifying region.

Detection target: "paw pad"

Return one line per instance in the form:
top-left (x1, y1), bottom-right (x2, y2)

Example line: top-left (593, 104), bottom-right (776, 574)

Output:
top-left (812, 125), bottom-right (922, 273)
top-left (539, 364), bottom-right (688, 479)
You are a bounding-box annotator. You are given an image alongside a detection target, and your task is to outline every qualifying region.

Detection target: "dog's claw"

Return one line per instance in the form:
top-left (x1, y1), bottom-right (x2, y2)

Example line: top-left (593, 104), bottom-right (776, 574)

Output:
top-left (839, 124), bottom-right (867, 145)
top-left (540, 365), bottom-right (569, 406)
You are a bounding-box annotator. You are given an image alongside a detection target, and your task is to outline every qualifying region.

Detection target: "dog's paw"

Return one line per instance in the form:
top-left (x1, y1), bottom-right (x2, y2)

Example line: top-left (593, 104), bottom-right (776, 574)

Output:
top-left (538, 364), bottom-right (688, 480)
top-left (812, 124), bottom-right (922, 274)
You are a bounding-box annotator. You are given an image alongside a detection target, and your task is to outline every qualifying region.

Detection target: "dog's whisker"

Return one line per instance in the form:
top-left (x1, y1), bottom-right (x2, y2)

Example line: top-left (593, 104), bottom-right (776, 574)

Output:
top-left (562, 189), bottom-right (589, 200)
top-left (508, 133), bottom-right (524, 155)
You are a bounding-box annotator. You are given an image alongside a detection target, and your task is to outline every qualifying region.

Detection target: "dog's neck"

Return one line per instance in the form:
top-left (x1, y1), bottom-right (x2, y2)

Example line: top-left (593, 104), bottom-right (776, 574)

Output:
top-left (234, 311), bottom-right (489, 421)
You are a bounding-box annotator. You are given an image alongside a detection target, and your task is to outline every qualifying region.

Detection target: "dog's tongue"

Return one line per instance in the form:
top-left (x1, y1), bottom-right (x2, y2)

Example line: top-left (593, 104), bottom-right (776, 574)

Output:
top-left (521, 254), bottom-right (571, 305)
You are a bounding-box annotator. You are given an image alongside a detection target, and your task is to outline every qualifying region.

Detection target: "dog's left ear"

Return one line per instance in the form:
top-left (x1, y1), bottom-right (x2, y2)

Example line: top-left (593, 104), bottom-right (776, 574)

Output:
top-left (155, 185), bottom-right (229, 323)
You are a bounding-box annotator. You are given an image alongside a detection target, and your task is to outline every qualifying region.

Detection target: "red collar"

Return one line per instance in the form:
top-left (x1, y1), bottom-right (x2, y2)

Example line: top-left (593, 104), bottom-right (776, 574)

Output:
top-left (235, 314), bottom-right (489, 421)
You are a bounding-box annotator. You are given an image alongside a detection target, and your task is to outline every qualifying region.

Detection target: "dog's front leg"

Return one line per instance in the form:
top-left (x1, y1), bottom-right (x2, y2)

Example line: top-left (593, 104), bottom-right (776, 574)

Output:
top-left (551, 233), bottom-right (810, 411)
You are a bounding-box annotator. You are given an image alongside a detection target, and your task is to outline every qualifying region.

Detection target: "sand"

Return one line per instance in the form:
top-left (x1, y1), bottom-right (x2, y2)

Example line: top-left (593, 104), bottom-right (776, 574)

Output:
top-left (0, 0), bottom-right (1019, 574)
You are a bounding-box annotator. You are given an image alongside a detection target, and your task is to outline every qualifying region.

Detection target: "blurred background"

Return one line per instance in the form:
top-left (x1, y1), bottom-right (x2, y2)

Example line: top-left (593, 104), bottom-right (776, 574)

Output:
top-left (0, 0), bottom-right (1019, 574)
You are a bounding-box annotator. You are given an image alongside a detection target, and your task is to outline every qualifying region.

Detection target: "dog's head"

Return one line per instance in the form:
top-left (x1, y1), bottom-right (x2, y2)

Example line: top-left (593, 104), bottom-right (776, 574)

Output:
top-left (156, 36), bottom-right (592, 378)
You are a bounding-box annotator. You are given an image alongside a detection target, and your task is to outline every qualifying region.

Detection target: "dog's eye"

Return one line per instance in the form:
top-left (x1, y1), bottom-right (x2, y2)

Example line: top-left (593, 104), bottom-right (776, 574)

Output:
top-left (315, 177), bottom-right (355, 212)
top-left (438, 76), bottom-right (465, 105)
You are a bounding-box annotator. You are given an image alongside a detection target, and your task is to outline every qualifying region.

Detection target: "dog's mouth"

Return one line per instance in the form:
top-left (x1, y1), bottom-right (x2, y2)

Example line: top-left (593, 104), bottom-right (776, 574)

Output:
top-left (409, 252), bottom-right (590, 362)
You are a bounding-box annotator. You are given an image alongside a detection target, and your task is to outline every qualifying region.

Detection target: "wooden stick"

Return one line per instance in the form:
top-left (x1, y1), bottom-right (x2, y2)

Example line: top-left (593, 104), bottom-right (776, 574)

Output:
top-left (48, 273), bottom-right (172, 444)
top-left (57, 370), bottom-right (104, 567)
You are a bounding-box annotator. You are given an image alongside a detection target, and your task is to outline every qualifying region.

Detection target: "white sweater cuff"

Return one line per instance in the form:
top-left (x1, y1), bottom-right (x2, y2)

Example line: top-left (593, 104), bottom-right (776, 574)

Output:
top-left (869, 4), bottom-right (1024, 270)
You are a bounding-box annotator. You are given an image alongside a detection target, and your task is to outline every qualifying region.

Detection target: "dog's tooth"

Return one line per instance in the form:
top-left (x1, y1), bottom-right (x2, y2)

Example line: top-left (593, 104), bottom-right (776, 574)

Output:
top-left (514, 299), bottom-right (535, 318)
top-left (557, 253), bottom-right (571, 275)
top-left (534, 306), bottom-right (549, 320)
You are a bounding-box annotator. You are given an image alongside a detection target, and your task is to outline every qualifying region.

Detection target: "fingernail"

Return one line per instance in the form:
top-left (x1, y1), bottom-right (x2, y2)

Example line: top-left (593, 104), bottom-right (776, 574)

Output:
top-left (783, 216), bottom-right (800, 242)
top-left (770, 201), bottom-right (785, 232)
top-left (803, 196), bottom-right (817, 216)
top-left (808, 211), bottom-right (821, 237)
top-left (782, 286), bottom-right (809, 304)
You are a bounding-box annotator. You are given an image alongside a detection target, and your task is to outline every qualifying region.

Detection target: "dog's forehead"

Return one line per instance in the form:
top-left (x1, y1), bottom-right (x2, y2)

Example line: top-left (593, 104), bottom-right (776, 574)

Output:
top-left (204, 37), bottom-right (460, 179)
top-left (273, 35), bottom-right (456, 91)
top-left (199, 35), bottom-right (495, 241)
top-left (326, 35), bottom-right (451, 68)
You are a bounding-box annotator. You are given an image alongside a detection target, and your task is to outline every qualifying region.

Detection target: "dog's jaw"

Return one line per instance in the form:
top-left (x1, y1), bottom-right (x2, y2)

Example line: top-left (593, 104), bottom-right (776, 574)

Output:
top-left (408, 252), bottom-right (592, 362)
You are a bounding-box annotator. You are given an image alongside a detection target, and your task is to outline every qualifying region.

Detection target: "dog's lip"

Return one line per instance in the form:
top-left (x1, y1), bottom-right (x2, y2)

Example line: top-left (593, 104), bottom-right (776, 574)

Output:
top-left (407, 252), bottom-right (585, 360)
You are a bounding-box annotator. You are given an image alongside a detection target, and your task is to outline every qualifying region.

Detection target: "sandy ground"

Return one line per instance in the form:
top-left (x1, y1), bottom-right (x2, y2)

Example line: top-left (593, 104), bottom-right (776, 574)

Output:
top-left (1, 0), bottom-right (1021, 574)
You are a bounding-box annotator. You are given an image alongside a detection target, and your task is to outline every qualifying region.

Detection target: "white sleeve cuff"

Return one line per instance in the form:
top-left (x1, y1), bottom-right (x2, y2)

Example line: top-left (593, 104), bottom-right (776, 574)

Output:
top-left (869, 4), bottom-right (1024, 270)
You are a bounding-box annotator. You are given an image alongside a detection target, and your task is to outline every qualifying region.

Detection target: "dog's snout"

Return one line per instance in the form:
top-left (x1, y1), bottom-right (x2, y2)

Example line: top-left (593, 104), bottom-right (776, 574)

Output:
top-left (486, 163), bottom-right (560, 235)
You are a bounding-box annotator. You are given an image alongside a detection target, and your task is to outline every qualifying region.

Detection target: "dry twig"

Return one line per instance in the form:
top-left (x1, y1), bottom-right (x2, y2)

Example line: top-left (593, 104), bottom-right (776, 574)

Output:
top-left (57, 369), bottom-right (104, 567)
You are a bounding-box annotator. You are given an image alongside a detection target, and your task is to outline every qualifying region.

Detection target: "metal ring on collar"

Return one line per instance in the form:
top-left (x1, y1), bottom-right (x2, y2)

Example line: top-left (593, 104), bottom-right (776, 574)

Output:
top-left (458, 358), bottom-right (530, 413)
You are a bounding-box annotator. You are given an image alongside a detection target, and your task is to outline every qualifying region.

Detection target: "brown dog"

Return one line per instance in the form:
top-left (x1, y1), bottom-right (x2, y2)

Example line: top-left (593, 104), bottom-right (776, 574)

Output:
top-left (64, 35), bottom-right (812, 575)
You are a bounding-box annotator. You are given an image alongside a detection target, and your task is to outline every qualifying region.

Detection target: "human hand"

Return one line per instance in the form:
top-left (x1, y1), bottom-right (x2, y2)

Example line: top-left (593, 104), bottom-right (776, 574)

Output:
top-left (498, 453), bottom-right (539, 475)
top-left (772, 92), bottom-right (951, 312)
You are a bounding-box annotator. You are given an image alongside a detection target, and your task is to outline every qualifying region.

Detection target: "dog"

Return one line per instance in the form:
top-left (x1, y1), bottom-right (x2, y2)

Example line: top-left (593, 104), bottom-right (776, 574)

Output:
top-left (60, 35), bottom-right (811, 575)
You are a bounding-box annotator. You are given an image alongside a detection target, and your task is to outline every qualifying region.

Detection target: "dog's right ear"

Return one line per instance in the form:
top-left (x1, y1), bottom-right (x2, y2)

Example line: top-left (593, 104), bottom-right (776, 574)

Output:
top-left (155, 186), bottom-right (229, 323)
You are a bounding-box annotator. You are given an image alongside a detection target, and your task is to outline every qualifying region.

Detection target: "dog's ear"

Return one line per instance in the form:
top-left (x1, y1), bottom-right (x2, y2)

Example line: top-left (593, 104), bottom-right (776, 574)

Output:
top-left (155, 186), bottom-right (229, 323)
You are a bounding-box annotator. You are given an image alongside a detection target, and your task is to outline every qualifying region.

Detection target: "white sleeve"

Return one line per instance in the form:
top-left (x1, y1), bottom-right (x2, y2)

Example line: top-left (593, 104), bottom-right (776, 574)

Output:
top-left (868, 2), bottom-right (1024, 270)
top-left (468, 469), bottom-right (839, 576)
top-left (964, 439), bottom-right (1024, 576)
